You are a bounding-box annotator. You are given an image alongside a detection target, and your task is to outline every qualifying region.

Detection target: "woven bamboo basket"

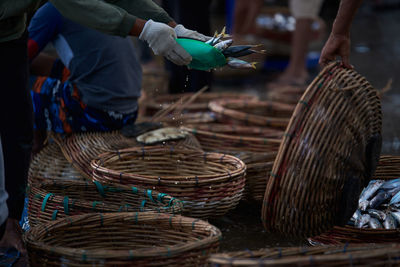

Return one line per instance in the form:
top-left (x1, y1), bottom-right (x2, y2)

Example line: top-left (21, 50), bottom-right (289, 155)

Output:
top-left (266, 85), bottom-right (306, 104)
top-left (28, 142), bottom-right (85, 185)
top-left (28, 180), bottom-right (182, 227)
top-left (309, 155), bottom-right (400, 244)
top-left (91, 146), bottom-right (246, 218)
top-left (25, 212), bottom-right (221, 266)
top-left (144, 92), bottom-right (258, 116)
top-left (182, 124), bottom-right (280, 202)
top-left (55, 131), bottom-right (202, 179)
top-left (208, 243), bottom-right (400, 266)
top-left (136, 112), bottom-right (217, 127)
top-left (262, 62), bottom-right (382, 237)
top-left (209, 99), bottom-right (295, 128)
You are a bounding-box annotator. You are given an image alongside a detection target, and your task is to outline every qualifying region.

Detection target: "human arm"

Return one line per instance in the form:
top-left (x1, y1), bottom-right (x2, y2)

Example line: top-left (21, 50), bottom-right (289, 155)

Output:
top-left (319, 0), bottom-right (364, 68)
top-left (233, 0), bottom-right (263, 35)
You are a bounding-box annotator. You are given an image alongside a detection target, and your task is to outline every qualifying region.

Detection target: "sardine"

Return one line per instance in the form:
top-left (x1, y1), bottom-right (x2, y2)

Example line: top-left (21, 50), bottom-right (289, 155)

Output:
top-left (222, 45), bottom-right (262, 57)
top-left (213, 39), bottom-right (233, 51)
top-left (391, 211), bottom-right (400, 224)
top-left (390, 190), bottom-right (400, 205)
top-left (351, 209), bottom-right (362, 222)
top-left (383, 213), bottom-right (397, 229)
top-left (381, 178), bottom-right (400, 190)
top-left (359, 200), bottom-right (369, 211)
top-left (226, 57), bottom-right (257, 69)
top-left (225, 49), bottom-right (267, 58)
top-left (369, 190), bottom-right (391, 209)
top-left (359, 180), bottom-right (384, 203)
top-left (368, 209), bottom-right (387, 221)
top-left (368, 217), bottom-right (383, 229)
top-left (356, 214), bottom-right (371, 228)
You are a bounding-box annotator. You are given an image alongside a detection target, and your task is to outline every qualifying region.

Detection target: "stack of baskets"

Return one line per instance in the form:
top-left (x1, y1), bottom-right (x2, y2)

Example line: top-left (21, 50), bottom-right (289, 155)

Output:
top-left (25, 212), bottom-right (221, 266)
top-left (91, 146), bottom-right (246, 218)
top-left (310, 155), bottom-right (400, 244)
top-left (182, 124), bottom-right (281, 202)
top-left (262, 62), bottom-right (382, 237)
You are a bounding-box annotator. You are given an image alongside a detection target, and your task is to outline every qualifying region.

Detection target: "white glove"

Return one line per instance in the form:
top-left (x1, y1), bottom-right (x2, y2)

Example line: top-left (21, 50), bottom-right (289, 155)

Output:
top-left (139, 20), bottom-right (192, 66)
top-left (174, 24), bottom-right (211, 42)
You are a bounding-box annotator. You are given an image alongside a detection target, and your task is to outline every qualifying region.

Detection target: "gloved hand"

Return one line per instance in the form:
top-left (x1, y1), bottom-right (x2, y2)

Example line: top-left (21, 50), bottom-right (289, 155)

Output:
top-left (139, 20), bottom-right (191, 65)
top-left (174, 24), bottom-right (211, 42)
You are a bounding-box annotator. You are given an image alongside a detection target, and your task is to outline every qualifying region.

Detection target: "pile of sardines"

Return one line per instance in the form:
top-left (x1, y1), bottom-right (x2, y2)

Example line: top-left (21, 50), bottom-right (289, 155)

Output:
top-left (349, 178), bottom-right (400, 229)
top-left (208, 27), bottom-right (265, 69)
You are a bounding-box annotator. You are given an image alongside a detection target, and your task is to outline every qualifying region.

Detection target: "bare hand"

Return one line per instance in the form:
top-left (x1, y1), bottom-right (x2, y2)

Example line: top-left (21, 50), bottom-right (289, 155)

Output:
top-left (233, 0), bottom-right (263, 35)
top-left (319, 33), bottom-right (352, 68)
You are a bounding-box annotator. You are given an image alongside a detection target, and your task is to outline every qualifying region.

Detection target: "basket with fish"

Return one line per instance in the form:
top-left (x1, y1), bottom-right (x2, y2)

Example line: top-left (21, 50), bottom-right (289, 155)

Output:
top-left (209, 99), bottom-right (295, 128)
top-left (144, 92), bottom-right (257, 117)
top-left (91, 146), bottom-right (246, 218)
top-left (28, 179), bottom-right (182, 227)
top-left (310, 155), bottom-right (400, 244)
top-left (262, 62), bottom-right (382, 237)
top-left (208, 243), bottom-right (400, 266)
top-left (25, 212), bottom-right (221, 266)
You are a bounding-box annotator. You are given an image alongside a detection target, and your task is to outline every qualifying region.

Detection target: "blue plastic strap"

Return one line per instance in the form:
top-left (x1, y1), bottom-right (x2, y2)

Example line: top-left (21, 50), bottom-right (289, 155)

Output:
top-left (99, 213), bottom-right (104, 227)
top-left (132, 186), bottom-right (138, 194)
top-left (52, 210), bottom-right (58, 220)
top-left (41, 193), bottom-right (53, 212)
top-left (168, 198), bottom-right (175, 207)
top-left (93, 181), bottom-right (106, 197)
top-left (157, 193), bottom-right (167, 203)
top-left (140, 200), bottom-right (146, 211)
top-left (134, 212), bottom-right (139, 224)
top-left (147, 190), bottom-right (155, 202)
top-left (63, 196), bottom-right (70, 215)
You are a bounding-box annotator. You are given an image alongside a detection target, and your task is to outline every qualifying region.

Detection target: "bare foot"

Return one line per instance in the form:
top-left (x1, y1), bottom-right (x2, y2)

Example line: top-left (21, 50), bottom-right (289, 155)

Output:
top-left (0, 219), bottom-right (26, 254)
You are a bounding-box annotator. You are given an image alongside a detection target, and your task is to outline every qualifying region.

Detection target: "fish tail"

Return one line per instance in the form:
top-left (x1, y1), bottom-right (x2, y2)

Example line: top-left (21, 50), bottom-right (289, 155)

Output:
top-left (251, 62), bottom-right (258, 69)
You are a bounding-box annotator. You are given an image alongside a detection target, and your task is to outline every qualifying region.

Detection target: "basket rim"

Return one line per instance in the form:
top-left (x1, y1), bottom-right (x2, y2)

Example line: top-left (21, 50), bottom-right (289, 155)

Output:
top-left (91, 146), bottom-right (246, 185)
top-left (25, 212), bottom-right (221, 259)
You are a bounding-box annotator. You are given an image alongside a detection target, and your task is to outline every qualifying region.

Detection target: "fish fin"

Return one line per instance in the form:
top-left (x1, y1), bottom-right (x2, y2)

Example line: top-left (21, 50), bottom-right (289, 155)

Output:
top-left (251, 62), bottom-right (257, 69)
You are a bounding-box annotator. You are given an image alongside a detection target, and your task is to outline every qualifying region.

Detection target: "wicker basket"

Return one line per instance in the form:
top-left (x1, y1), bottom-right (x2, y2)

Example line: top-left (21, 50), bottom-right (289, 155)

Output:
top-left (55, 131), bottom-right (202, 179)
top-left (208, 243), bottom-right (400, 266)
top-left (25, 212), bottom-right (221, 266)
top-left (144, 92), bottom-right (258, 116)
top-left (266, 85), bottom-right (306, 104)
top-left (136, 112), bottom-right (217, 127)
top-left (91, 147), bottom-right (246, 218)
top-left (309, 155), bottom-right (400, 244)
top-left (29, 142), bottom-right (85, 184)
top-left (262, 62), bottom-right (382, 237)
top-left (28, 180), bottom-right (182, 227)
top-left (182, 124), bottom-right (280, 202)
top-left (209, 99), bottom-right (295, 128)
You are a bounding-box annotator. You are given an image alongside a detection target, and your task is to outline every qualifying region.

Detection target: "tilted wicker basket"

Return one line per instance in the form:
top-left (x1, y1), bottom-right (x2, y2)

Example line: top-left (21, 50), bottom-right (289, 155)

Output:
top-left (310, 155), bottom-right (400, 244)
top-left (26, 212), bottom-right (221, 266)
top-left (209, 99), bottom-right (295, 128)
top-left (262, 62), bottom-right (382, 237)
top-left (91, 146), bottom-right (246, 218)
top-left (208, 243), bottom-right (400, 266)
top-left (28, 180), bottom-right (182, 227)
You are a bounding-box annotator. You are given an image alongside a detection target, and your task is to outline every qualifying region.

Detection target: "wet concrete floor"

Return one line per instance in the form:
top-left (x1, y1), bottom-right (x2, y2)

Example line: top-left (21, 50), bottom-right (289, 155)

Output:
top-left (211, 3), bottom-right (400, 251)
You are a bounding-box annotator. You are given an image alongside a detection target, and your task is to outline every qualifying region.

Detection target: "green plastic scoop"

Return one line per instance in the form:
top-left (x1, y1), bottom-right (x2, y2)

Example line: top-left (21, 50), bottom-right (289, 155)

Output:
top-left (176, 38), bottom-right (227, 71)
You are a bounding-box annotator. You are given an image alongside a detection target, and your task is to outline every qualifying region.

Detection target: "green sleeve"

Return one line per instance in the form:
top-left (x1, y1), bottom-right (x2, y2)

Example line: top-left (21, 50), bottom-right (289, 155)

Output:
top-left (49, 0), bottom-right (173, 37)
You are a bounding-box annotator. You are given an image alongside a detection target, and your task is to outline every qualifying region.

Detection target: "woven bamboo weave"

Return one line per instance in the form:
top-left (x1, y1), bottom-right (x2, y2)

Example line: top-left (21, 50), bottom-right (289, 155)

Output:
top-left (91, 147), bottom-right (246, 218)
top-left (262, 62), bottom-right (382, 237)
top-left (54, 131), bottom-right (202, 179)
top-left (25, 212), bottom-right (221, 266)
top-left (144, 92), bottom-right (258, 116)
top-left (137, 112), bottom-right (217, 127)
top-left (28, 180), bottom-right (182, 227)
top-left (208, 243), bottom-right (400, 266)
top-left (266, 85), bottom-right (306, 104)
top-left (209, 99), bottom-right (295, 128)
top-left (28, 142), bottom-right (85, 185)
top-left (309, 155), bottom-right (400, 244)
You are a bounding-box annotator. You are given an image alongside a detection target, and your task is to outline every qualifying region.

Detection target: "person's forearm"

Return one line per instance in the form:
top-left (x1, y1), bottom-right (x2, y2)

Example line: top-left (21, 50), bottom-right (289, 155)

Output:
top-left (50, 0), bottom-right (173, 37)
top-left (332, 0), bottom-right (364, 35)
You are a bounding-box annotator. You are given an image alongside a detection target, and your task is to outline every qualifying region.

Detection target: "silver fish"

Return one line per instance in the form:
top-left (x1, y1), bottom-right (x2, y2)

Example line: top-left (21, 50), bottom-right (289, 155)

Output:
top-left (369, 190), bottom-right (391, 209)
top-left (351, 209), bottom-right (362, 222)
top-left (213, 39), bottom-right (233, 51)
top-left (226, 57), bottom-right (257, 69)
top-left (356, 214), bottom-right (371, 228)
top-left (368, 217), bottom-right (383, 229)
top-left (390, 190), bottom-right (400, 205)
top-left (359, 180), bottom-right (384, 203)
top-left (383, 213), bottom-right (397, 229)
top-left (368, 209), bottom-right (387, 221)
top-left (391, 211), bottom-right (400, 224)
top-left (381, 178), bottom-right (400, 190)
top-left (359, 200), bottom-right (369, 211)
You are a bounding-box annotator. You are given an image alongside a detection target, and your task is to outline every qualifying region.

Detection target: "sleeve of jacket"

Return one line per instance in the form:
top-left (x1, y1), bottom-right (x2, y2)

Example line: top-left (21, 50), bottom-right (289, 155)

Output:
top-left (49, 0), bottom-right (173, 37)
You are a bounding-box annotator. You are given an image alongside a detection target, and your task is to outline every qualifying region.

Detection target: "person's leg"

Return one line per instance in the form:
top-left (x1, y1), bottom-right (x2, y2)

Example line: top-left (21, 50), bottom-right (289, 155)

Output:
top-left (0, 33), bottom-right (33, 252)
